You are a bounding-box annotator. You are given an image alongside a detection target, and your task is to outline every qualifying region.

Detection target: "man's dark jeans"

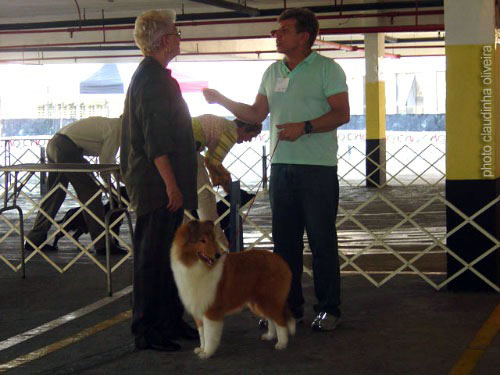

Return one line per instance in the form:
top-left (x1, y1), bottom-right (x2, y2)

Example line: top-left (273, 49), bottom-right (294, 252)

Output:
top-left (131, 206), bottom-right (184, 339)
top-left (270, 164), bottom-right (341, 317)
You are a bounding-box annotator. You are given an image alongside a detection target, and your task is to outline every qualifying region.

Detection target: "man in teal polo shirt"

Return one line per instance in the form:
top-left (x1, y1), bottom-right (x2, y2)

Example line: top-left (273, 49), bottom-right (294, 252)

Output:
top-left (203, 7), bottom-right (350, 332)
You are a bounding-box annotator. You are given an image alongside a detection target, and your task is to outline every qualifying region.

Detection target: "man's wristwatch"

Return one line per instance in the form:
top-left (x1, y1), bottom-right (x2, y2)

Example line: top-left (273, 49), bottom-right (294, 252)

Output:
top-left (304, 120), bottom-right (313, 134)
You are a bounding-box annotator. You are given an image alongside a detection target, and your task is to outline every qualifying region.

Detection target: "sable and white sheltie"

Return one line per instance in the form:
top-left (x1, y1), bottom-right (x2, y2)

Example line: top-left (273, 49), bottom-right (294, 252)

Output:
top-left (171, 220), bottom-right (295, 359)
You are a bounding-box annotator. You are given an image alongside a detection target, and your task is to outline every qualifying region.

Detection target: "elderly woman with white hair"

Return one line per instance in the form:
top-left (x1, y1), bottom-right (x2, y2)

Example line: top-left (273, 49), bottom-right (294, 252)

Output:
top-left (120, 9), bottom-right (198, 352)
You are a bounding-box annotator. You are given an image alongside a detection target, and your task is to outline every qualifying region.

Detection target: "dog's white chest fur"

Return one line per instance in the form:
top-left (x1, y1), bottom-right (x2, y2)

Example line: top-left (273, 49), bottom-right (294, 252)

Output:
top-left (171, 248), bottom-right (225, 320)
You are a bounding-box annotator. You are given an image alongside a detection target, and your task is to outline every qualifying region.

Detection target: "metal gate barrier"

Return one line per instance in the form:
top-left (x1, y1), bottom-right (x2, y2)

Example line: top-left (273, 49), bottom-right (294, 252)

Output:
top-left (0, 135), bottom-right (498, 292)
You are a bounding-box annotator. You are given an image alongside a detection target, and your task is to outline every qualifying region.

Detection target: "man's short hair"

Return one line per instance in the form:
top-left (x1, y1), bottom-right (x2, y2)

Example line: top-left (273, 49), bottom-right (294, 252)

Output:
top-left (134, 9), bottom-right (176, 55)
top-left (234, 119), bottom-right (262, 134)
top-left (278, 8), bottom-right (319, 48)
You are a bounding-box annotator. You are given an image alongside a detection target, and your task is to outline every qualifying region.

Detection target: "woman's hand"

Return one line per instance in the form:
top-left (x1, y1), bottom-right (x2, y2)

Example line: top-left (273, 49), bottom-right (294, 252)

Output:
top-left (166, 184), bottom-right (183, 212)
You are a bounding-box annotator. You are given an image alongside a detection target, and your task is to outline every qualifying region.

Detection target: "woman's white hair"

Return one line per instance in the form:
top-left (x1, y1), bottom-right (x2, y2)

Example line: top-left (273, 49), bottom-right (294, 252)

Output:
top-left (134, 9), bottom-right (176, 56)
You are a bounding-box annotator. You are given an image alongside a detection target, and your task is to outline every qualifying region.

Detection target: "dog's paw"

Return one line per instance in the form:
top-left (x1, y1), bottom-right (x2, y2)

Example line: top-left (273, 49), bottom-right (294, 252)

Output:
top-left (194, 347), bottom-right (203, 354)
top-left (197, 350), bottom-right (213, 360)
top-left (274, 342), bottom-right (287, 350)
top-left (261, 333), bottom-right (275, 341)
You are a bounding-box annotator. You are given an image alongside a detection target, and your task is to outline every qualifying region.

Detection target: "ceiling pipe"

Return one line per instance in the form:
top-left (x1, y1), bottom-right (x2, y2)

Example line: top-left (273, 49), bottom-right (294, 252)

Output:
top-left (0, 36), bottom-right (445, 52)
top-left (0, 44), bottom-right (446, 64)
top-left (2, 42), bottom-right (360, 54)
top-left (188, 0), bottom-right (260, 17)
top-left (0, 40), bottom-right (137, 49)
top-left (0, 46), bottom-right (444, 64)
top-left (0, 24), bottom-right (444, 40)
top-left (321, 24), bottom-right (444, 34)
top-left (177, 9), bottom-right (443, 27)
top-left (356, 48), bottom-right (401, 59)
top-left (0, 25), bottom-right (131, 35)
top-left (0, 1), bottom-right (444, 31)
top-left (0, 41), bottom-right (445, 54)
top-left (314, 39), bottom-right (358, 52)
top-left (0, 44), bottom-right (407, 58)
top-left (384, 53), bottom-right (401, 59)
top-left (0, 46), bottom-right (138, 52)
top-left (385, 45), bottom-right (445, 49)
top-left (0, 40), bottom-right (135, 50)
top-left (0, 9), bottom-right (444, 37)
top-left (306, 39), bottom-right (400, 58)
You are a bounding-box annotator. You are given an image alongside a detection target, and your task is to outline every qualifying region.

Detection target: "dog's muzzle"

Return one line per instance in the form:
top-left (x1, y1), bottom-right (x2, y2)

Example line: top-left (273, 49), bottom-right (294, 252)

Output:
top-left (197, 251), bottom-right (223, 266)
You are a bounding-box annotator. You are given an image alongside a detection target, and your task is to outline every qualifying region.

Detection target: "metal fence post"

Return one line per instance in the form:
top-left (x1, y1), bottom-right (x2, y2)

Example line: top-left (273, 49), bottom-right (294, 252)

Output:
top-left (40, 146), bottom-right (47, 195)
top-left (229, 180), bottom-right (242, 252)
top-left (4, 140), bottom-right (10, 190)
top-left (262, 145), bottom-right (268, 190)
top-left (4, 139), bottom-right (10, 166)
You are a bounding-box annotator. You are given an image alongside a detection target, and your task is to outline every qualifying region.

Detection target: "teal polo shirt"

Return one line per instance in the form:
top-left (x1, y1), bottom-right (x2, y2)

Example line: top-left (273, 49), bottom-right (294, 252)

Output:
top-left (258, 51), bottom-right (348, 166)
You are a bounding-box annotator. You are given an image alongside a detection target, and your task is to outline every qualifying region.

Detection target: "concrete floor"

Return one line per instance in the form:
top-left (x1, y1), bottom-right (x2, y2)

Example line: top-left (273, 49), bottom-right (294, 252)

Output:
top-left (0, 186), bottom-right (498, 374)
top-left (0, 261), bottom-right (498, 374)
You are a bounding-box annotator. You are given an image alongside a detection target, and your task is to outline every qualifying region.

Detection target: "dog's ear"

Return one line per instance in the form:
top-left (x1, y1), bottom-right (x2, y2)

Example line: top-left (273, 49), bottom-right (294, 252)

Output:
top-left (186, 220), bottom-right (201, 243)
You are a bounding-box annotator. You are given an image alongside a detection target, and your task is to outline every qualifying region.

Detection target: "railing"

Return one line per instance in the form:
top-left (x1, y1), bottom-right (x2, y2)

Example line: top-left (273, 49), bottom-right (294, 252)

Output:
top-left (0, 133), bottom-right (498, 292)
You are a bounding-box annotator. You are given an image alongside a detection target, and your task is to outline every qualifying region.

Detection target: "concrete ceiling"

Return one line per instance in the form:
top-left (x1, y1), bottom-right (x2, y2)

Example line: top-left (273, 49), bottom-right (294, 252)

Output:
top-left (0, 0), bottom-right (445, 64)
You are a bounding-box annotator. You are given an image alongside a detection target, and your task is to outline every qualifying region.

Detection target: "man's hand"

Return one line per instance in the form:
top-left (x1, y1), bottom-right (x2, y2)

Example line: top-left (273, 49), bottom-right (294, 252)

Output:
top-left (276, 122), bottom-right (306, 142)
top-left (166, 184), bottom-right (183, 212)
top-left (202, 88), bottom-right (223, 104)
top-left (220, 170), bottom-right (232, 194)
top-left (206, 163), bottom-right (231, 192)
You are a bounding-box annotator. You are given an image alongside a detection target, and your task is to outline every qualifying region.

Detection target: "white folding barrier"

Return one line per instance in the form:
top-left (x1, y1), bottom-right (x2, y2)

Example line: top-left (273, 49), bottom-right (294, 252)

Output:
top-left (0, 135), bottom-right (498, 292)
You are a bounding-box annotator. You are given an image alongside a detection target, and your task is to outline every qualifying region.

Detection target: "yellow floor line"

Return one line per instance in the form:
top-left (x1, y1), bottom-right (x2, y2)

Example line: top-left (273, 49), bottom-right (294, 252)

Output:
top-left (0, 310), bottom-right (131, 373)
top-left (449, 302), bottom-right (500, 375)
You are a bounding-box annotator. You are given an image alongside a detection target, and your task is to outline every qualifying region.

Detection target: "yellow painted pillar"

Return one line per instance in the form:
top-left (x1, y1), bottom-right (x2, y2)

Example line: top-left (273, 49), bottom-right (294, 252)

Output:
top-left (445, 0), bottom-right (500, 290)
top-left (365, 33), bottom-right (386, 187)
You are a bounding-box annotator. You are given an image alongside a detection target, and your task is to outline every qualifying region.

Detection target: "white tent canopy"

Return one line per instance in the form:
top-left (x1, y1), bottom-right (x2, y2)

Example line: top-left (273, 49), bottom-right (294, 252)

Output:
top-left (80, 64), bottom-right (124, 94)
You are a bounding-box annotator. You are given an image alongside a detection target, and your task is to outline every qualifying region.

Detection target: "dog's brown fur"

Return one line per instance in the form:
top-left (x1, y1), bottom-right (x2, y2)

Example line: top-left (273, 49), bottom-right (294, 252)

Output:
top-left (171, 220), bottom-right (294, 359)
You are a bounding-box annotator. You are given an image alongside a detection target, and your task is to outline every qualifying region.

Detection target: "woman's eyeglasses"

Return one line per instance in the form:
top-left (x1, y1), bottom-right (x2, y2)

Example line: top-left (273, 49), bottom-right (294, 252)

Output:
top-left (166, 30), bottom-right (181, 38)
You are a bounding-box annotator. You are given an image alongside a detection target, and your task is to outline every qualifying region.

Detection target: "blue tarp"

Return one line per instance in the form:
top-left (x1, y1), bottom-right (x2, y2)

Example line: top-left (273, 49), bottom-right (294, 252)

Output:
top-left (79, 64), bottom-right (124, 94)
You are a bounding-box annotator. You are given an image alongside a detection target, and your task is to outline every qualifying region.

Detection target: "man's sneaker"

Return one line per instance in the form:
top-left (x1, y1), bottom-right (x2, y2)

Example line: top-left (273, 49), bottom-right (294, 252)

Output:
top-left (311, 312), bottom-right (340, 332)
top-left (258, 315), bottom-right (304, 329)
top-left (258, 319), bottom-right (268, 329)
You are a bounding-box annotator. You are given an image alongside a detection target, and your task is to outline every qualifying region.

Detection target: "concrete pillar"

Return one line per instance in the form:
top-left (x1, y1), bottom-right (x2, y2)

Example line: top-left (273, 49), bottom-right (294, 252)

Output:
top-left (445, 0), bottom-right (500, 290)
top-left (365, 33), bottom-right (387, 187)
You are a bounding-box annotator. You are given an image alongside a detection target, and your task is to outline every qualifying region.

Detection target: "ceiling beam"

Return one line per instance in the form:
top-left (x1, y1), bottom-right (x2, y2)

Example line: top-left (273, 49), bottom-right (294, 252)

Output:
top-left (0, 2), bottom-right (444, 31)
top-left (189, 0), bottom-right (260, 17)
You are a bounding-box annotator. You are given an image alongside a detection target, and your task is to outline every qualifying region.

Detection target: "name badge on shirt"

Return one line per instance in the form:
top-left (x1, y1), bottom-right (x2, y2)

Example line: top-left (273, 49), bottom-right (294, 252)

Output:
top-left (274, 77), bottom-right (289, 92)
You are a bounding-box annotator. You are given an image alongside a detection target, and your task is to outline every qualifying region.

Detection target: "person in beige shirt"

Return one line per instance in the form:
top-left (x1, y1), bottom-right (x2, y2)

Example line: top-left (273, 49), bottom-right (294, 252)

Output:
top-left (26, 116), bottom-right (126, 255)
top-left (191, 114), bottom-right (261, 248)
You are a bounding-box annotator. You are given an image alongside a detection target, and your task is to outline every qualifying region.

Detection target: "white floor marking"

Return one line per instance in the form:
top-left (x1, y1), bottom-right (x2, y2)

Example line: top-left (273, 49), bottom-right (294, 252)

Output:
top-left (0, 285), bottom-right (132, 351)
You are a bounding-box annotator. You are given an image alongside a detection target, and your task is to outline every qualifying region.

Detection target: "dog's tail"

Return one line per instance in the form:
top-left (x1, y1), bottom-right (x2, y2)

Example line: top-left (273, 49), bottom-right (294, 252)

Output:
top-left (284, 306), bottom-right (296, 336)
